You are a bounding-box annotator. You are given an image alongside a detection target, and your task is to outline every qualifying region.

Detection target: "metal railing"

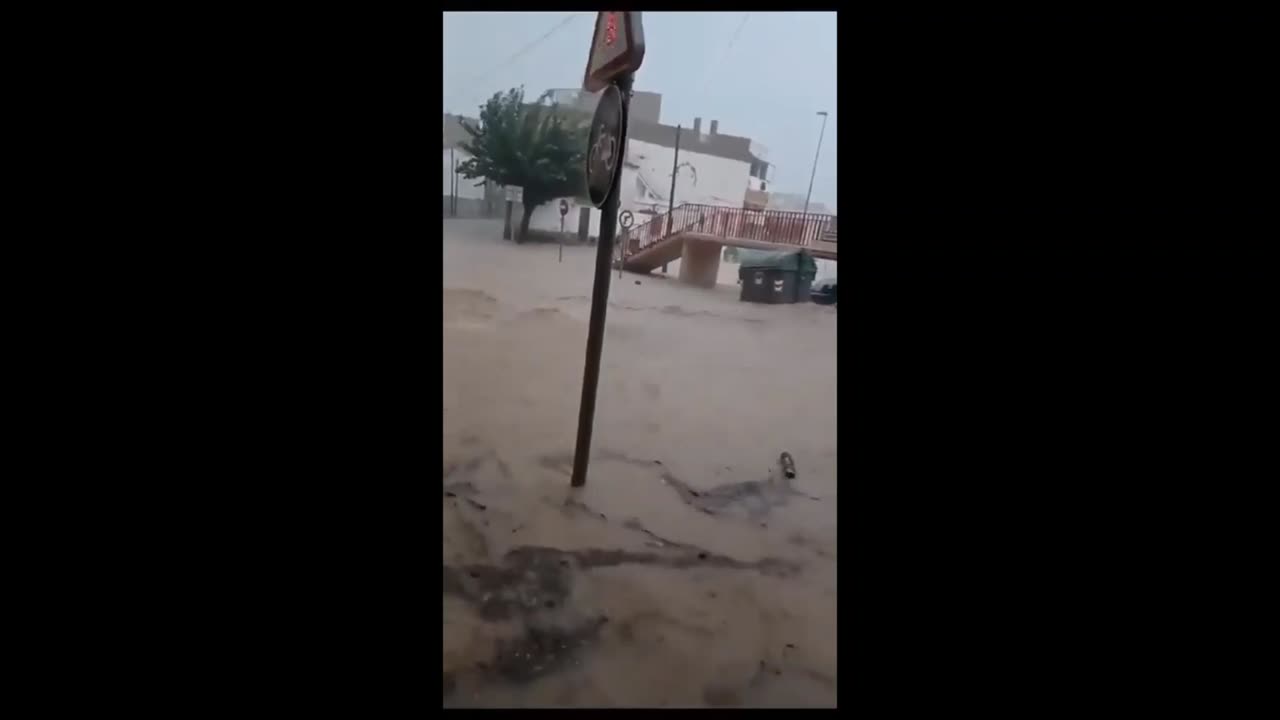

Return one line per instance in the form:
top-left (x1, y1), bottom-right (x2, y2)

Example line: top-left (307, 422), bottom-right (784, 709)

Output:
top-left (622, 203), bottom-right (838, 257)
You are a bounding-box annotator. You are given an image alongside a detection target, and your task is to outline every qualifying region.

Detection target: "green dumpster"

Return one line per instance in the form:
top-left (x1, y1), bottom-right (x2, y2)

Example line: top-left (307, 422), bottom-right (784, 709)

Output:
top-left (737, 249), bottom-right (817, 304)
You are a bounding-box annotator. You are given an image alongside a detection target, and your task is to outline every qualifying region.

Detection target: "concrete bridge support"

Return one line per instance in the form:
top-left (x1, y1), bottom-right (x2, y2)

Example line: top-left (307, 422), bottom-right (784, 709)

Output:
top-left (677, 238), bottom-right (723, 289)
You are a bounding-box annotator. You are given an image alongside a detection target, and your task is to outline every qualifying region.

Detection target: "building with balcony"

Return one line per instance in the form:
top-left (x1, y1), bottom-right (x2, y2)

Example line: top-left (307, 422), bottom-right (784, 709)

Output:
top-left (445, 91), bottom-right (835, 282)
top-left (525, 90), bottom-right (778, 238)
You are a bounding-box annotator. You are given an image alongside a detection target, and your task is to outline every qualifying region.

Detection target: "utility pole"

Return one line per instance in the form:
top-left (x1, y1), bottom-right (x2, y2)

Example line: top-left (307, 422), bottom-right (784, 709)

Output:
top-left (667, 124), bottom-right (681, 235)
top-left (803, 110), bottom-right (829, 218)
top-left (661, 124), bottom-right (681, 275)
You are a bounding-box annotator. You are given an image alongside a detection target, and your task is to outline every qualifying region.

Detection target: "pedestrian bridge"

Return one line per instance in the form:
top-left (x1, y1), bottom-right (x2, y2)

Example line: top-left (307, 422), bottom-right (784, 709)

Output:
top-left (618, 203), bottom-right (838, 288)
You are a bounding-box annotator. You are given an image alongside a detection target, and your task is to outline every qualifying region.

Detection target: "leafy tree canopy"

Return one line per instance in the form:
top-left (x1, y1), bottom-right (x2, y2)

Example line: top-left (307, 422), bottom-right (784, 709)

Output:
top-left (457, 87), bottom-right (590, 241)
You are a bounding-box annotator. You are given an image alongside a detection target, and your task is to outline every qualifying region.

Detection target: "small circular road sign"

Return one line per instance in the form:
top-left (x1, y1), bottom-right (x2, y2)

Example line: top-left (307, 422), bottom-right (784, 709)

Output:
top-left (586, 83), bottom-right (625, 209)
top-left (560, 199), bottom-right (570, 216)
top-left (619, 210), bottom-right (634, 229)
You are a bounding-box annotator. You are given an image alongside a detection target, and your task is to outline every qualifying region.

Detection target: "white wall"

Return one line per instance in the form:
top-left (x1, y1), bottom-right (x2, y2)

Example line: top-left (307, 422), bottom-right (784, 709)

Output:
top-left (443, 149), bottom-right (484, 200)
top-left (528, 197), bottom-right (600, 236)
top-left (525, 138), bottom-right (751, 238)
top-left (620, 139), bottom-right (751, 213)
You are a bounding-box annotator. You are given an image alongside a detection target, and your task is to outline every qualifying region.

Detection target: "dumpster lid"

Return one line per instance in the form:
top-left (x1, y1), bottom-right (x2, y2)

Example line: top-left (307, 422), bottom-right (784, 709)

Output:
top-left (737, 249), bottom-right (816, 274)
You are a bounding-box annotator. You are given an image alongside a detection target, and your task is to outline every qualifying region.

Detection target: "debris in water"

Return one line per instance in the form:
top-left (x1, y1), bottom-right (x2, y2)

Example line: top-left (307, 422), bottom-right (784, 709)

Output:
top-left (659, 468), bottom-right (802, 521)
top-left (779, 452), bottom-right (796, 479)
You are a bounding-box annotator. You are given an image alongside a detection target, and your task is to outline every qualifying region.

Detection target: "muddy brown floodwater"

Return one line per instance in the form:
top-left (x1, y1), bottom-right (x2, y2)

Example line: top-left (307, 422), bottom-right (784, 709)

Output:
top-left (443, 219), bottom-right (837, 708)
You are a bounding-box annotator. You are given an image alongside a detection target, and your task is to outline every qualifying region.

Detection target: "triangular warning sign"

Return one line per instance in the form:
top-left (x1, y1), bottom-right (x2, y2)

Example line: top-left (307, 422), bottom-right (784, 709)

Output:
top-left (583, 12), bottom-right (645, 92)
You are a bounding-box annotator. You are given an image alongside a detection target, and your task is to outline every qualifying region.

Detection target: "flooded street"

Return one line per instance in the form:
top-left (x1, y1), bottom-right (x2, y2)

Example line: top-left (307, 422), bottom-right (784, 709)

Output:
top-left (443, 218), bottom-right (838, 707)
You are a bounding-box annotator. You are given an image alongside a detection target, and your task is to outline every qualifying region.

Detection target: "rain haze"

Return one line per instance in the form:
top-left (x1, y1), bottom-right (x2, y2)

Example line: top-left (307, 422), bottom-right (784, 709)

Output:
top-left (443, 11), bottom-right (838, 708)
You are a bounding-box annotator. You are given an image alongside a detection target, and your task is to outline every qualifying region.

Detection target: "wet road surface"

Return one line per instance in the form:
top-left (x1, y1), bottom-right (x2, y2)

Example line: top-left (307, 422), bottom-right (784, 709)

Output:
top-left (443, 219), bottom-right (837, 707)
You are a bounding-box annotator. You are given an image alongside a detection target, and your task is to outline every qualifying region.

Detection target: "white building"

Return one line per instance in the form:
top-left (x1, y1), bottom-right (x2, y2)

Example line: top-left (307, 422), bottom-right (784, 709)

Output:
top-left (528, 110), bottom-right (772, 241)
top-left (445, 92), bottom-right (834, 282)
top-left (443, 113), bottom-right (501, 218)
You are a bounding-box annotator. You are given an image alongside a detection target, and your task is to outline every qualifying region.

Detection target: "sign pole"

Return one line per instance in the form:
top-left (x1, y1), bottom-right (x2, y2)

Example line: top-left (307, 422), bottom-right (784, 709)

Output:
top-left (572, 73), bottom-right (632, 488)
top-left (559, 199), bottom-right (569, 263)
top-left (571, 11), bottom-right (645, 489)
top-left (617, 211), bottom-right (633, 279)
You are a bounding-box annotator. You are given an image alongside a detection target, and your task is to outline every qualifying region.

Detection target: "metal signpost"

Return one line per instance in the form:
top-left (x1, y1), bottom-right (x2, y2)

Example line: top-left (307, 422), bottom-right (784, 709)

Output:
top-left (618, 210), bottom-right (633, 279)
top-left (559, 199), bottom-right (569, 262)
top-left (571, 12), bottom-right (646, 488)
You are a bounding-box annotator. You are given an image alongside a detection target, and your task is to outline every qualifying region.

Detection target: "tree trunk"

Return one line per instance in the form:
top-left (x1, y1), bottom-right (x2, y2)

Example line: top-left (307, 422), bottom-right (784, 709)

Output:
top-left (517, 203), bottom-right (536, 244)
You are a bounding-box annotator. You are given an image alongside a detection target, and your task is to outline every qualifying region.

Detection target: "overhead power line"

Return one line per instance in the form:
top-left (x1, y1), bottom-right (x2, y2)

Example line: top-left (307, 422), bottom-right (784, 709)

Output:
top-left (446, 12), bottom-right (590, 111)
top-left (695, 13), bottom-right (750, 96)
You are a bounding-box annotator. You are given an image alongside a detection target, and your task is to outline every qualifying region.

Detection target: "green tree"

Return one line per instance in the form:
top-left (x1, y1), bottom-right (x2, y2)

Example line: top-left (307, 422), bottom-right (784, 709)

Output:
top-left (457, 87), bottom-right (589, 243)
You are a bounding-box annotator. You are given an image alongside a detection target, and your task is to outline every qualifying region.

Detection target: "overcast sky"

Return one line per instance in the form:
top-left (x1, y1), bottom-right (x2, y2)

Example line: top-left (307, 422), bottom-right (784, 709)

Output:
top-left (443, 11), bottom-right (838, 213)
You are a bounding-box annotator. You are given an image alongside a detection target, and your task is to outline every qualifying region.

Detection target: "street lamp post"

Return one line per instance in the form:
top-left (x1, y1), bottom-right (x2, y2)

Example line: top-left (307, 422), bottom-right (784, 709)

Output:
top-left (803, 111), bottom-right (829, 219)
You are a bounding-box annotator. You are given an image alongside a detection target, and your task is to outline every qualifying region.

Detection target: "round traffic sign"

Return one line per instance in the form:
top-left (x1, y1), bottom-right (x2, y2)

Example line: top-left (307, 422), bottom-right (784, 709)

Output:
top-left (619, 210), bottom-right (633, 229)
top-left (585, 83), bottom-right (625, 208)
top-left (559, 199), bottom-right (569, 216)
